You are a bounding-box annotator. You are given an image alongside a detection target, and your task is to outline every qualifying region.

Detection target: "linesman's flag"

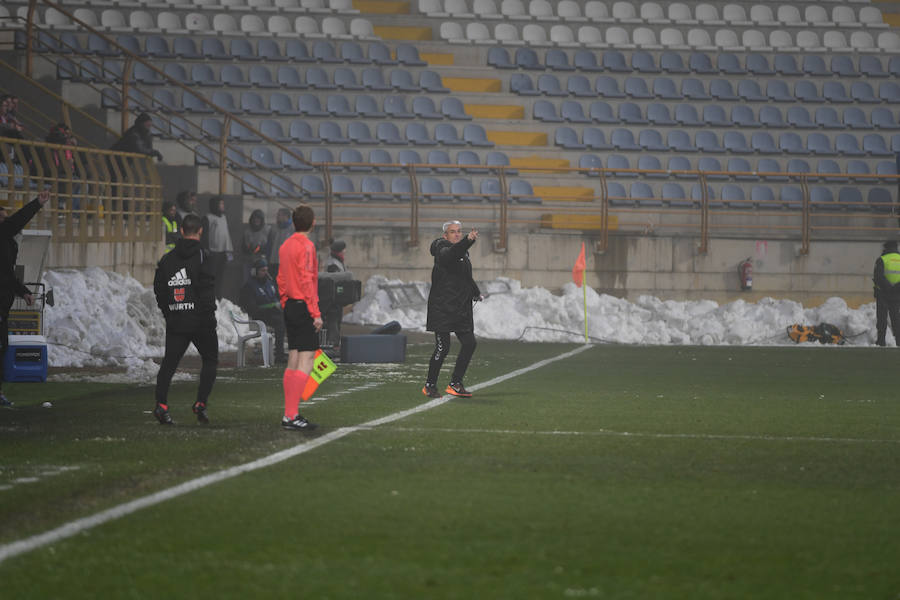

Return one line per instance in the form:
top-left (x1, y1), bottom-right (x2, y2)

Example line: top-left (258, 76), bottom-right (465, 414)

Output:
top-left (572, 242), bottom-right (586, 287)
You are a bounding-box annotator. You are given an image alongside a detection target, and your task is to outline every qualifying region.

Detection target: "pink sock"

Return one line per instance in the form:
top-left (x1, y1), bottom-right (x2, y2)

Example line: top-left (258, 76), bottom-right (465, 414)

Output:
top-left (282, 370), bottom-right (309, 418)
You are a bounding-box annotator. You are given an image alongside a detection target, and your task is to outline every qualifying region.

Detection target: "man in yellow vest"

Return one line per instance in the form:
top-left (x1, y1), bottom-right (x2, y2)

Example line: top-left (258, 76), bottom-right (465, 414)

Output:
top-left (162, 200), bottom-right (179, 253)
top-left (873, 240), bottom-right (900, 346)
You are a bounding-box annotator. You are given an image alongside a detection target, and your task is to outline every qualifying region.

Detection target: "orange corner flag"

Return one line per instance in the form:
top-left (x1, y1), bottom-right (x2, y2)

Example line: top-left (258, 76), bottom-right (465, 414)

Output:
top-left (572, 242), bottom-right (586, 287)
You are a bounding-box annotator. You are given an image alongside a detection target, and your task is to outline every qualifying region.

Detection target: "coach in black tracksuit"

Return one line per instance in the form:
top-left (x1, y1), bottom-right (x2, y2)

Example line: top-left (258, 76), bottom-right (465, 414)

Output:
top-left (152, 213), bottom-right (217, 425)
top-left (422, 220), bottom-right (482, 399)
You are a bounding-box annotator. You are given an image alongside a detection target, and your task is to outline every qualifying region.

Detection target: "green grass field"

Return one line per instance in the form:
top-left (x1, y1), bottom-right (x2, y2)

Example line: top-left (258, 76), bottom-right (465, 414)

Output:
top-left (1, 340), bottom-right (899, 599)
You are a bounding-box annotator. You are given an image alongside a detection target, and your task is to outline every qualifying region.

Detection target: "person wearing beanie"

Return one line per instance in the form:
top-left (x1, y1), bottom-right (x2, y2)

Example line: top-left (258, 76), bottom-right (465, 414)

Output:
top-left (110, 113), bottom-right (163, 162)
top-left (323, 239), bottom-right (347, 350)
top-left (873, 239), bottom-right (900, 346)
top-left (239, 257), bottom-right (287, 363)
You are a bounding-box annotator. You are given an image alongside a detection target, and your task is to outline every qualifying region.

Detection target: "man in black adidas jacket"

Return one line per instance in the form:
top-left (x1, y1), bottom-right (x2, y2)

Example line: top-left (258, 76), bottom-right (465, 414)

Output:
top-left (152, 213), bottom-right (217, 425)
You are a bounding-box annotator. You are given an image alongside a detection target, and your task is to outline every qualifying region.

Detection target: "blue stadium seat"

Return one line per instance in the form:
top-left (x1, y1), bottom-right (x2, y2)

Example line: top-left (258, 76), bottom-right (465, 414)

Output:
top-left (746, 53), bottom-right (773, 76)
top-left (751, 185), bottom-right (776, 208)
top-left (200, 118), bottom-right (224, 139)
top-left (391, 69), bottom-right (419, 92)
top-left (339, 148), bottom-right (369, 171)
top-left (220, 65), bottom-right (249, 88)
top-left (396, 149), bottom-right (422, 169)
top-left (298, 94), bottom-right (328, 116)
top-left (510, 179), bottom-right (540, 204)
top-left (362, 176), bottom-right (391, 201)
top-left (603, 50), bottom-right (629, 72)
top-left (703, 105), bottom-right (729, 127)
top-left (555, 126), bottom-right (586, 149)
top-left (795, 81), bottom-right (824, 103)
top-left (375, 122), bottom-right (404, 145)
top-left (242, 173), bottom-right (269, 197)
top-left (851, 82), bottom-right (879, 104)
top-left (689, 52), bottom-right (716, 74)
top-left (331, 175), bottom-right (362, 200)
top-left (860, 56), bottom-right (887, 78)
top-left (288, 119), bottom-right (320, 144)
top-left (624, 77), bottom-right (653, 99)
top-left (711, 79), bottom-right (739, 101)
top-left (596, 76), bottom-right (625, 98)
top-left (190, 64), bottom-right (217, 87)
top-left (574, 50), bottom-right (602, 72)
top-left (385, 95), bottom-right (414, 119)
top-left (355, 95), bottom-right (384, 118)
top-left (562, 101), bottom-right (591, 123)
top-left (668, 156), bottom-right (694, 179)
top-left (439, 97), bottom-right (470, 120)
top-left (285, 40), bottom-right (313, 62)
top-left (607, 155), bottom-right (635, 178)
top-left (281, 148), bottom-right (312, 171)
top-left (663, 182), bottom-right (693, 207)
top-left (277, 66), bottom-right (305, 89)
top-left (727, 158), bottom-right (755, 181)
top-left (803, 55), bottom-right (829, 77)
top-left (341, 40), bottom-right (368, 64)
top-left (305, 66), bottom-right (334, 89)
top-left (864, 133), bottom-right (893, 156)
top-left (786, 158), bottom-right (811, 179)
top-left (682, 78), bottom-right (710, 100)
top-left (309, 148), bottom-right (335, 164)
top-left (838, 187), bottom-right (865, 210)
top-left (674, 104), bottom-right (702, 126)
top-left (230, 120), bottom-right (261, 143)
top-left (810, 187), bottom-right (835, 210)
top-left (869, 187), bottom-right (895, 213)
top-left (699, 157), bottom-right (726, 180)
top-left (362, 68), bottom-right (391, 91)
top-left (757, 158), bottom-right (786, 181)
top-left (872, 108), bottom-right (898, 129)
top-left (843, 107), bottom-right (871, 130)
top-left (145, 36), bottom-right (173, 59)
top-left (183, 91), bottom-right (212, 114)
top-left (368, 42), bottom-right (397, 65)
top-left (348, 121), bottom-right (377, 144)
top-left (607, 181), bottom-right (630, 206)
top-left (631, 182), bottom-right (661, 207)
top-left (788, 106), bottom-right (815, 129)
top-left (488, 46), bottom-right (513, 68)
top-left (736, 80), bottom-right (765, 103)
top-left (652, 77), bottom-right (680, 99)
top-left (724, 131), bottom-right (752, 154)
top-left (480, 178), bottom-right (502, 202)
top-left (194, 144), bottom-right (218, 167)
top-left (823, 81), bottom-right (851, 104)
top-left (334, 67), bottom-right (364, 90)
top-left (510, 73), bottom-right (539, 96)
top-left (632, 51), bottom-right (659, 73)
top-left (257, 39), bottom-right (284, 62)
top-left (618, 102), bottom-right (647, 124)
top-left (661, 51), bottom-right (689, 73)
top-left (487, 151), bottom-right (515, 174)
top-left (241, 91), bottom-right (269, 115)
top-left (248, 65), bottom-right (277, 89)
top-left (763, 80), bottom-right (792, 103)
top-left (435, 123), bottom-right (465, 146)
top-left (300, 175), bottom-right (325, 199)
top-left (692, 183), bottom-right (723, 209)
top-left (816, 159), bottom-right (845, 183)
top-left (319, 121), bottom-right (349, 144)
top-left (847, 160), bottom-right (870, 181)
top-left (420, 177), bottom-right (451, 202)
top-left (457, 150), bottom-right (486, 173)
top-left (774, 53), bottom-right (802, 76)
top-left (751, 132), bottom-right (778, 153)
top-left (202, 38), bottom-right (229, 61)
top-left (778, 132), bottom-right (805, 154)
top-left (516, 47), bottom-right (541, 70)
top-left (834, 133), bottom-right (862, 156)
top-left (639, 130), bottom-right (666, 152)
top-left (567, 75), bottom-right (594, 97)
top-left (722, 184), bottom-right (752, 209)
top-left (252, 147), bottom-right (279, 170)
top-left (463, 124), bottom-right (493, 147)
top-left (590, 101), bottom-right (617, 123)
top-left (421, 70), bottom-right (450, 93)
top-left (731, 105), bottom-right (759, 128)
top-left (877, 160), bottom-right (898, 182)
top-left (369, 148), bottom-right (400, 172)
top-left (537, 74), bottom-right (567, 97)
top-left (880, 82), bottom-right (900, 103)
top-left (397, 43), bottom-right (426, 66)
top-left (612, 128), bottom-right (640, 150)
top-left (647, 103), bottom-right (676, 125)
top-left (584, 128), bottom-right (612, 150)
top-left (406, 123), bottom-right (435, 146)
top-left (450, 178), bottom-right (480, 201)
top-left (780, 186), bottom-right (803, 210)
top-left (638, 155), bottom-right (665, 177)
top-left (413, 96), bottom-right (442, 120)
top-left (579, 154), bottom-right (604, 174)
top-left (173, 37), bottom-right (201, 60)
top-left (391, 177), bottom-right (413, 201)
top-left (831, 55), bottom-right (857, 78)
top-left (327, 94), bottom-right (356, 118)
top-left (759, 106), bottom-right (785, 128)
top-left (668, 130), bottom-right (696, 152)
top-left (153, 89), bottom-right (179, 113)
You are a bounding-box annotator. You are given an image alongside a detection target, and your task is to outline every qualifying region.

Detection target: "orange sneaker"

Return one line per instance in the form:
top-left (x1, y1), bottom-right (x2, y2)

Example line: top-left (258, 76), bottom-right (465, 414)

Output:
top-left (422, 383), bottom-right (441, 398)
top-left (445, 382), bottom-right (472, 398)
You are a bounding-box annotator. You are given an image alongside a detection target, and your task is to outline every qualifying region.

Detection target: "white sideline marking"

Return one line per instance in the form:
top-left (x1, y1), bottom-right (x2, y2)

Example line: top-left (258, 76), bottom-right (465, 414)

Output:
top-left (0, 344), bottom-right (593, 565)
top-left (384, 427), bottom-right (900, 445)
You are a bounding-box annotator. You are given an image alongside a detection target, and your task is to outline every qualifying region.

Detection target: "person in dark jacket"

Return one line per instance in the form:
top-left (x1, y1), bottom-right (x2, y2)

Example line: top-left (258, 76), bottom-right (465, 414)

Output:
top-left (152, 213), bottom-right (218, 425)
top-left (422, 220), bottom-right (482, 399)
top-left (110, 113), bottom-right (162, 162)
top-left (239, 257), bottom-right (287, 363)
top-left (200, 196), bottom-right (234, 300)
top-left (175, 190), bottom-right (197, 221)
top-left (322, 239), bottom-right (347, 350)
top-left (162, 200), bottom-right (179, 252)
top-left (241, 208), bottom-right (271, 282)
top-left (0, 190), bottom-right (50, 407)
top-left (874, 240), bottom-right (900, 346)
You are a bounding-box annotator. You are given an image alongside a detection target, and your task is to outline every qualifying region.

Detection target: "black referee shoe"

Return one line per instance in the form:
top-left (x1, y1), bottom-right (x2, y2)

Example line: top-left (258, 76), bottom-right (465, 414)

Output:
top-left (154, 404), bottom-right (174, 425)
top-left (193, 401), bottom-right (209, 424)
top-left (282, 414), bottom-right (317, 431)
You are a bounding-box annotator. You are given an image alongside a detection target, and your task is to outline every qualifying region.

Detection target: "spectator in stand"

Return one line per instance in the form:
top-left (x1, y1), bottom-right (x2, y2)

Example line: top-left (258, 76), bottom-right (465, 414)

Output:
top-left (175, 190), bottom-right (197, 221)
top-left (43, 123), bottom-right (80, 211)
top-left (268, 207), bottom-right (293, 282)
top-left (200, 195), bottom-right (234, 300)
top-left (0, 95), bottom-right (25, 139)
top-left (239, 257), bottom-right (287, 363)
top-left (241, 208), bottom-right (271, 282)
top-left (323, 239), bottom-right (347, 351)
top-left (162, 200), bottom-right (179, 252)
top-left (110, 113), bottom-right (162, 162)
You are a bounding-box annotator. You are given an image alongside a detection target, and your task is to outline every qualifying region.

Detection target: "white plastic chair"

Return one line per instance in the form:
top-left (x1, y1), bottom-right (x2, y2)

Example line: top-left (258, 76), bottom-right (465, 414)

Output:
top-left (232, 312), bottom-right (273, 368)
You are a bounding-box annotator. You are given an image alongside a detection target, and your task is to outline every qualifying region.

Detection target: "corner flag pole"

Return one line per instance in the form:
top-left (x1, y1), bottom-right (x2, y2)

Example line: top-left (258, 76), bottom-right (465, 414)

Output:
top-left (582, 270), bottom-right (588, 343)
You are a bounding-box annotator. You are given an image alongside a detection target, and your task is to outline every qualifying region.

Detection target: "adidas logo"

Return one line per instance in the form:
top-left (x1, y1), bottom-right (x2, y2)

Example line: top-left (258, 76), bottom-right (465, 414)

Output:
top-left (167, 268), bottom-right (191, 286)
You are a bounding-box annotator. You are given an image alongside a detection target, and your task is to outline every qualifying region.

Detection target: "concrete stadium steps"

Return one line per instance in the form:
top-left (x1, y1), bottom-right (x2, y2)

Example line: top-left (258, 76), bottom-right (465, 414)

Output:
top-left (442, 76), bottom-right (501, 93)
top-left (373, 25), bottom-right (432, 40)
top-left (463, 103), bottom-right (523, 119)
top-left (531, 186), bottom-right (595, 202)
top-left (508, 156), bottom-right (570, 171)
top-left (354, 1), bottom-right (411, 15)
top-left (486, 130), bottom-right (547, 146)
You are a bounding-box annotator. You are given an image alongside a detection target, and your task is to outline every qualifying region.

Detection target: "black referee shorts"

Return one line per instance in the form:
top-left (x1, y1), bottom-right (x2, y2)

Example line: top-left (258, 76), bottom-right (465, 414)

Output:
top-left (283, 299), bottom-right (319, 352)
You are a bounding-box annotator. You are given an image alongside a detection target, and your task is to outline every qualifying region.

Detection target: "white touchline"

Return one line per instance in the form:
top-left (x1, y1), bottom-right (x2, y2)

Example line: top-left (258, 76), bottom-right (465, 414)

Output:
top-left (0, 344), bottom-right (593, 565)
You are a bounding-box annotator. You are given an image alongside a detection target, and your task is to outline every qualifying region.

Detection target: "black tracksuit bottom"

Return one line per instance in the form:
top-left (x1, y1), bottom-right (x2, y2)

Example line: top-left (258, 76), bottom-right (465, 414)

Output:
top-left (155, 328), bottom-right (218, 406)
top-left (426, 331), bottom-right (476, 386)
top-left (875, 291), bottom-right (900, 346)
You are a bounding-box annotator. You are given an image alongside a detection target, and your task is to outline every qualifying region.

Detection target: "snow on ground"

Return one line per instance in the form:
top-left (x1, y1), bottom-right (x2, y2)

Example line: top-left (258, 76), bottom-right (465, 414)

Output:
top-left (31, 269), bottom-right (881, 383)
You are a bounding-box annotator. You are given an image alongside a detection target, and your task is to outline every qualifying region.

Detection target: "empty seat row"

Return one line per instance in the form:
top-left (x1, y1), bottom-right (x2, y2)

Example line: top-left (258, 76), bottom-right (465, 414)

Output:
top-left (440, 21), bottom-right (899, 52)
top-left (536, 100), bottom-right (900, 131)
top-left (420, 0), bottom-right (885, 29)
top-left (490, 47), bottom-right (900, 79)
top-left (511, 73), bottom-right (900, 104)
top-left (31, 6), bottom-right (377, 39)
top-left (79, 60), bottom-right (449, 93)
top-left (555, 126), bottom-right (898, 157)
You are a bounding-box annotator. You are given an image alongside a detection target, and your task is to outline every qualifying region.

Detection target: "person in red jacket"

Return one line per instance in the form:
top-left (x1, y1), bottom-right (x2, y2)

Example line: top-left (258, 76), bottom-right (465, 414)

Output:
top-left (276, 204), bottom-right (322, 431)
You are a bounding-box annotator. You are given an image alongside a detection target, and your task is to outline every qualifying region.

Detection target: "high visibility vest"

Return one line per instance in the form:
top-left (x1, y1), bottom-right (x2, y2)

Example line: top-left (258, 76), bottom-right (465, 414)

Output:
top-left (884, 252), bottom-right (900, 285)
top-left (163, 216), bottom-right (178, 251)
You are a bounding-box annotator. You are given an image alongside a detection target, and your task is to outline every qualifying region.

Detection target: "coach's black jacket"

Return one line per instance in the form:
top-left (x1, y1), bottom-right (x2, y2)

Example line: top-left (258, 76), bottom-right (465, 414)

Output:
top-left (1, 197), bottom-right (42, 298)
top-left (153, 238), bottom-right (216, 333)
top-left (426, 235), bottom-right (480, 333)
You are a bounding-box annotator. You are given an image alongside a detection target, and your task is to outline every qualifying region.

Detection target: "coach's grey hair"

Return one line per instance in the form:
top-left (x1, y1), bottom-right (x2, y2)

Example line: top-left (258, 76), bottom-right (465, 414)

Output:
top-left (442, 220), bottom-right (462, 233)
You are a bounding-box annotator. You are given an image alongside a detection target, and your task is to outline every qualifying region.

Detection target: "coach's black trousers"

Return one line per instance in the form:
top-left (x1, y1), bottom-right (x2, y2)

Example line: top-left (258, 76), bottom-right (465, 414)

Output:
top-left (155, 328), bottom-right (218, 405)
top-left (426, 330), bottom-right (477, 386)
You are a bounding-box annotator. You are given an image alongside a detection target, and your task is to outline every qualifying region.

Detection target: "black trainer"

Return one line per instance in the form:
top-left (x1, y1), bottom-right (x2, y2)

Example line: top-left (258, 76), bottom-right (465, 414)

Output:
top-left (193, 401), bottom-right (209, 424)
top-left (282, 414), bottom-right (317, 431)
top-left (154, 404), bottom-right (174, 425)
top-left (422, 383), bottom-right (442, 398)
top-left (445, 382), bottom-right (473, 398)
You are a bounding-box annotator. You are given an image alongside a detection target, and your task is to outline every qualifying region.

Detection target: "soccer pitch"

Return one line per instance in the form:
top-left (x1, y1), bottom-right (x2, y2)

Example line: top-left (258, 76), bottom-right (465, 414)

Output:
top-left (1, 340), bottom-right (899, 599)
